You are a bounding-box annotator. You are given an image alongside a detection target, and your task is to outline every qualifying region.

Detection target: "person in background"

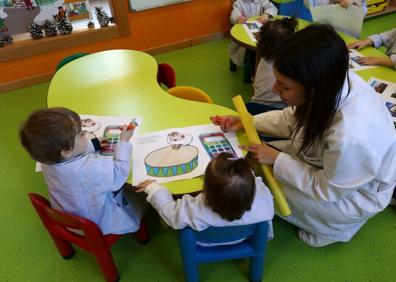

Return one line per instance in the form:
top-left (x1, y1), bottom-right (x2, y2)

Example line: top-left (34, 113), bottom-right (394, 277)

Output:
top-left (247, 17), bottom-right (298, 115)
top-left (229, 0), bottom-right (278, 72)
top-left (348, 28), bottom-right (396, 69)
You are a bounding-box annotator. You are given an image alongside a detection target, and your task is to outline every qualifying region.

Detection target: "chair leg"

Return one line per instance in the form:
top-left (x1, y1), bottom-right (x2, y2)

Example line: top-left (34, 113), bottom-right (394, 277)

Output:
top-left (248, 255), bottom-right (264, 282)
top-left (229, 59), bottom-right (237, 71)
top-left (95, 250), bottom-right (120, 282)
top-left (182, 263), bottom-right (199, 282)
top-left (243, 50), bottom-right (255, 83)
top-left (134, 219), bottom-right (150, 244)
top-left (48, 233), bottom-right (75, 259)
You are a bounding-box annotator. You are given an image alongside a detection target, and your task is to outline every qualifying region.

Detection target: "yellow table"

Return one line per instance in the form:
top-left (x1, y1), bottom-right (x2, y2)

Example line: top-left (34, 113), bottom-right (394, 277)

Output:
top-left (230, 16), bottom-right (311, 51)
top-left (230, 16), bottom-right (396, 84)
top-left (47, 49), bottom-right (239, 195)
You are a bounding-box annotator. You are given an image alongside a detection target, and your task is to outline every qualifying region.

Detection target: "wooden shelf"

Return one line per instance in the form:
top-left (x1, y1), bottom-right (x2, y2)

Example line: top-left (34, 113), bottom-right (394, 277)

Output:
top-left (0, 0), bottom-right (129, 63)
top-left (365, 0), bottom-right (396, 19)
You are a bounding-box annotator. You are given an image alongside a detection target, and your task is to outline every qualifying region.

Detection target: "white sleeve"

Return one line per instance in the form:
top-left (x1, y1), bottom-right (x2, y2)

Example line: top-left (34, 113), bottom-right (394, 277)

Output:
top-left (253, 107), bottom-right (295, 138)
top-left (98, 141), bottom-right (132, 192)
top-left (230, 0), bottom-right (243, 25)
top-left (273, 136), bottom-right (381, 202)
top-left (261, 0), bottom-right (278, 16)
top-left (146, 183), bottom-right (210, 230)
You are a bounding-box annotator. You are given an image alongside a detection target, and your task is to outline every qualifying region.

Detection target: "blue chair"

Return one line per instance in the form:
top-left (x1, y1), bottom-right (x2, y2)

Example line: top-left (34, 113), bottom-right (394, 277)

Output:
top-left (178, 221), bottom-right (269, 282)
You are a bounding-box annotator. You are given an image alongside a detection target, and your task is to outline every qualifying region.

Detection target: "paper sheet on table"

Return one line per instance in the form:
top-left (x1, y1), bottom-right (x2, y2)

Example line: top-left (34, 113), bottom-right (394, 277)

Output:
top-left (367, 77), bottom-right (396, 126)
top-left (348, 49), bottom-right (376, 72)
top-left (310, 5), bottom-right (364, 38)
top-left (242, 20), bottom-right (262, 43)
top-left (132, 124), bottom-right (243, 185)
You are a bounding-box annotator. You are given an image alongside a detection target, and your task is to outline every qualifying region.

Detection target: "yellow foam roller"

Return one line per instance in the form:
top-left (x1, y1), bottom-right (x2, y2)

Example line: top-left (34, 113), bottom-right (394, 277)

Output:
top-left (232, 95), bottom-right (291, 216)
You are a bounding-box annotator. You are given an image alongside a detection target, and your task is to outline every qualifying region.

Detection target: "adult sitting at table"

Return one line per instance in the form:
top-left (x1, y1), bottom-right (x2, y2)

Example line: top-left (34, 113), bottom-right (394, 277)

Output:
top-left (212, 24), bottom-right (396, 247)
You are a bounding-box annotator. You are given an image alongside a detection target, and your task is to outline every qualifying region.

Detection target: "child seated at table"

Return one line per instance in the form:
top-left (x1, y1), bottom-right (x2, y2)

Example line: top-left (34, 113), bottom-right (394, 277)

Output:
top-left (229, 0), bottom-right (278, 70)
top-left (19, 107), bottom-right (148, 238)
top-left (246, 16), bottom-right (298, 115)
top-left (136, 153), bottom-right (274, 242)
top-left (348, 28), bottom-right (396, 69)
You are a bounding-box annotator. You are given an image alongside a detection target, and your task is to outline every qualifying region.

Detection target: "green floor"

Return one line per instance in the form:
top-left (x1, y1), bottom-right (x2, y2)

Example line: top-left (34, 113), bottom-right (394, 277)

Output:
top-left (1, 14), bottom-right (396, 282)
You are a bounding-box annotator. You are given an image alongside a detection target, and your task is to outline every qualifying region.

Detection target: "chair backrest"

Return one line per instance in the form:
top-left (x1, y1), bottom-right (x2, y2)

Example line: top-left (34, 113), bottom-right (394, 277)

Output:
top-left (28, 193), bottom-right (110, 253)
top-left (157, 63), bottom-right (176, 89)
top-left (56, 52), bottom-right (90, 72)
top-left (168, 86), bottom-right (213, 104)
top-left (309, 5), bottom-right (364, 38)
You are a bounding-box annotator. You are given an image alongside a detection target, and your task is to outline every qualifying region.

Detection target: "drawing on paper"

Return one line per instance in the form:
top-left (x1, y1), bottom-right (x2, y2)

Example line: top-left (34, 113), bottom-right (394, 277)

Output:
top-left (144, 132), bottom-right (199, 177)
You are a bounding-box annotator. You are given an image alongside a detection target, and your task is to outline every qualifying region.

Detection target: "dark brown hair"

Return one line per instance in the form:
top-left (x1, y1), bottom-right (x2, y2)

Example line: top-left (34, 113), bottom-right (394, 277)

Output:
top-left (19, 107), bottom-right (82, 164)
top-left (257, 17), bottom-right (298, 61)
top-left (203, 153), bottom-right (256, 221)
top-left (273, 24), bottom-right (349, 153)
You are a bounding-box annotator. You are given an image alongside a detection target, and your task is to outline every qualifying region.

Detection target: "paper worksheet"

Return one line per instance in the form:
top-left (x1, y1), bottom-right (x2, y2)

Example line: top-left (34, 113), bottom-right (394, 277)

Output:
top-left (132, 124), bottom-right (243, 185)
top-left (367, 77), bottom-right (396, 127)
top-left (242, 20), bottom-right (262, 43)
top-left (310, 4), bottom-right (364, 38)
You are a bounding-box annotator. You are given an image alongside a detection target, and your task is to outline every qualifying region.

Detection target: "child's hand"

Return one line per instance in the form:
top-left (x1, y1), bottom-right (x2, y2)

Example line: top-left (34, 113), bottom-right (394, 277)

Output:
top-left (239, 143), bottom-right (280, 165)
top-left (338, 0), bottom-right (352, 8)
top-left (356, 56), bottom-right (393, 67)
top-left (347, 38), bottom-right (372, 50)
top-left (135, 180), bottom-right (156, 193)
top-left (98, 137), bottom-right (108, 149)
top-left (258, 14), bottom-right (270, 23)
top-left (210, 115), bottom-right (243, 132)
top-left (237, 16), bottom-right (247, 24)
top-left (119, 124), bottom-right (134, 142)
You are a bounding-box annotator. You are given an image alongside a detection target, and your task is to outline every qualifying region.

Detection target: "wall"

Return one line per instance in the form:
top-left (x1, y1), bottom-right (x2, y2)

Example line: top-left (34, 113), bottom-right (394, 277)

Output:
top-left (0, 0), bottom-right (231, 85)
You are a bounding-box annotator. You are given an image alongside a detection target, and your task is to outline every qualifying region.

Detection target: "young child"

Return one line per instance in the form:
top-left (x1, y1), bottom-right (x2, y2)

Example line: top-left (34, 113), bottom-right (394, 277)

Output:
top-left (136, 153), bottom-right (274, 241)
top-left (348, 28), bottom-right (396, 69)
top-left (229, 0), bottom-right (278, 70)
top-left (247, 17), bottom-right (298, 115)
top-left (19, 107), bottom-right (147, 236)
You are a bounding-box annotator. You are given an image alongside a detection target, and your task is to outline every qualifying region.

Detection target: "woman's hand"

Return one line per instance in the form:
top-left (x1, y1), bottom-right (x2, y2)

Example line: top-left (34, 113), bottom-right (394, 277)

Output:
top-left (338, 0), bottom-right (352, 8)
top-left (210, 115), bottom-right (243, 132)
top-left (240, 143), bottom-right (280, 165)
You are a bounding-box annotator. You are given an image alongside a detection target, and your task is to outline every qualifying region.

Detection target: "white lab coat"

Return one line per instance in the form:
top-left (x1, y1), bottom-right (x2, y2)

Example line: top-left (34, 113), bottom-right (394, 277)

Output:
top-left (41, 141), bottom-right (146, 235)
top-left (144, 177), bottom-right (274, 239)
top-left (229, 0), bottom-right (278, 67)
top-left (369, 28), bottom-right (396, 69)
top-left (253, 71), bottom-right (396, 242)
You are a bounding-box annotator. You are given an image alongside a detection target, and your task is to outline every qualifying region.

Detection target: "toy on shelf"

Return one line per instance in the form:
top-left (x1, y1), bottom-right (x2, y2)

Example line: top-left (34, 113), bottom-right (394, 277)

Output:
top-left (43, 20), bottom-right (58, 37)
top-left (95, 6), bottom-right (110, 27)
top-left (57, 17), bottom-right (73, 35)
top-left (87, 21), bottom-right (95, 29)
top-left (28, 23), bottom-right (44, 39)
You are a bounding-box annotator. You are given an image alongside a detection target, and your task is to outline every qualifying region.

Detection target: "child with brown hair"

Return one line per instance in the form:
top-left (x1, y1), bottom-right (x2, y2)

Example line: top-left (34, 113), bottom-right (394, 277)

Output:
top-left (136, 153), bottom-right (274, 238)
top-left (19, 107), bottom-right (148, 236)
top-left (247, 16), bottom-right (298, 115)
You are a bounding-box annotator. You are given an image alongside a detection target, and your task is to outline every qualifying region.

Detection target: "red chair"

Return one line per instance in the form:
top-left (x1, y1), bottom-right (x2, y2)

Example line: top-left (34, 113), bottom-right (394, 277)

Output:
top-left (157, 63), bottom-right (176, 89)
top-left (28, 193), bottom-right (149, 282)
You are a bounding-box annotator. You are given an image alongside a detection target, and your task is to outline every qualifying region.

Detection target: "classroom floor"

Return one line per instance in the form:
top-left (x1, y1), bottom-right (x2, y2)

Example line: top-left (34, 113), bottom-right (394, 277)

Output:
top-left (1, 13), bottom-right (395, 282)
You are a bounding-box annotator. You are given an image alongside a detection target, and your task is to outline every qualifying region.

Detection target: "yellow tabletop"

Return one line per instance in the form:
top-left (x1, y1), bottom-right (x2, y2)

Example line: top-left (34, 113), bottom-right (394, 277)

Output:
top-left (47, 49), bottom-right (239, 194)
top-left (230, 17), bottom-right (396, 83)
top-left (230, 16), bottom-right (311, 50)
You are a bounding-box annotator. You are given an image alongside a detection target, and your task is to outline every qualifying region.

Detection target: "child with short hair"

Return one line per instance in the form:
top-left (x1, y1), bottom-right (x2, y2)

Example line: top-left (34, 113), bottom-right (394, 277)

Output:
top-left (19, 107), bottom-right (147, 236)
top-left (348, 28), bottom-right (396, 69)
top-left (247, 16), bottom-right (298, 115)
top-left (229, 0), bottom-right (278, 69)
top-left (136, 153), bottom-right (274, 239)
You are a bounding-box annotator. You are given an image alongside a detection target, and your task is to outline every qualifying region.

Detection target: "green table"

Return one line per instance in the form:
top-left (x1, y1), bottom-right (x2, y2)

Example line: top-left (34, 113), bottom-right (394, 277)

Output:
top-left (47, 49), bottom-right (239, 194)
top-left (230, 16), bottom-right (396, 83)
